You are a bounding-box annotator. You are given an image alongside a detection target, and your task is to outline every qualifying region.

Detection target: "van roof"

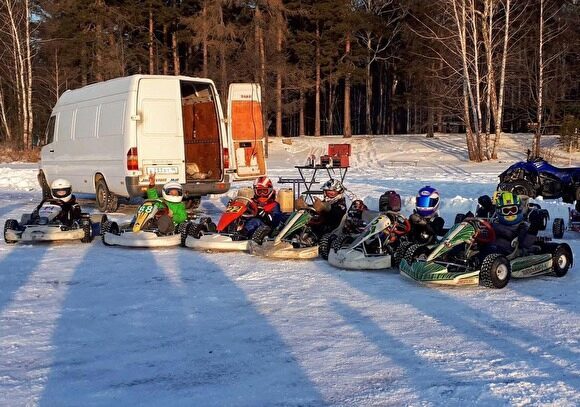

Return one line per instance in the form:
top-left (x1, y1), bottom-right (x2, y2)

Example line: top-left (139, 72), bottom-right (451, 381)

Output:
top-left (54, 74), bottom-right (216, 108)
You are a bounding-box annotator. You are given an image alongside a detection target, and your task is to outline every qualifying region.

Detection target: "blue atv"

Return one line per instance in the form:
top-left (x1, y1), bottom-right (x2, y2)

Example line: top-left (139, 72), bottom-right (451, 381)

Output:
top-left (498, 157), bottom-right (580, 211)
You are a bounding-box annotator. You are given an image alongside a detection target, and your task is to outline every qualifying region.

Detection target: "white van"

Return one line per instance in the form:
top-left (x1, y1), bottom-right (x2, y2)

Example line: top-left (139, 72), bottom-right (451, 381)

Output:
top-left (39, 75), bottom-right (267, 211)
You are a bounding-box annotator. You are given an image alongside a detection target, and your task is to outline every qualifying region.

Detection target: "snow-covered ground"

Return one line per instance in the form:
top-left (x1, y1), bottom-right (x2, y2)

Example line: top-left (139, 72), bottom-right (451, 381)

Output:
top-left (1, 134), bottom-right (579, 406)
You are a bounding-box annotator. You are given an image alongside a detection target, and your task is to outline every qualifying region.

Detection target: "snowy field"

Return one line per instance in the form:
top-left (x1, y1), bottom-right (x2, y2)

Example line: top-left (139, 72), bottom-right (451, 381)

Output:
top-left (1, 134), bottom-right (579, 406)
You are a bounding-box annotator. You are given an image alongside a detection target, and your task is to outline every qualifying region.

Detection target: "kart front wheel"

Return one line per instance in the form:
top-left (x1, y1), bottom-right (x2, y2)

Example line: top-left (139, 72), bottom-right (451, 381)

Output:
top-left (550, 244), bottom-right (572, 277)
top-left (403, 244), bottom-right (431, 265)
top-left (332, 233), bottom-right (353, 253)
top-left (101, 220), bottom-right (119, 246)
top-left (3, 219), bottom-right (19, 244)
top-left (318, 233), bottom-right (336, 260)
top-left (178, 222), bottom-right (190, 247)
top-left (479, 253), bottom-right (510, 289)
top-left (393, 241), bottom-right (413, 267)
top-left (552, 218), bottom-right (565, 239)
top-left (80, 219), bottom-right (93, 243)
top-left (252, 225), bottom-right (272, 245)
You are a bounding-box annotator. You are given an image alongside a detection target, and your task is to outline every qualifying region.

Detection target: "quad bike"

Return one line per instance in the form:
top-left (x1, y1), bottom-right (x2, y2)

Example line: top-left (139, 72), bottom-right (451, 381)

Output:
top-left (101, 199), bottom-right (189, 247)
top-left (183, 196), bottom-right (273, 251)
top-left (399, 218), bottom-right (573, 288)
top-left (4, 200), bottom-right (92, 244)
top-left (552, 207), bottom-right (580, 239)
top-left (497, 156), bottom-right (580, 210)
top-left (327, 211), bottom-right (412, 270)
top-left (249, 207), bottom-right (320, 259)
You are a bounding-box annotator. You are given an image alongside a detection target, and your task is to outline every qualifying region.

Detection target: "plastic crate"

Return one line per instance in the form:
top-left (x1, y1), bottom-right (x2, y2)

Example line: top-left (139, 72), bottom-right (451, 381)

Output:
top-left (328, 143), bottom-right (351, 156)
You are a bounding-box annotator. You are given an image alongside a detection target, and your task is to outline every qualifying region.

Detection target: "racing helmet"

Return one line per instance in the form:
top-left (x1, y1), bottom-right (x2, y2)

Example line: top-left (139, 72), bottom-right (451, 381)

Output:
top-left (415, 186), bottom-right (440, 218)
top-left (51, 178), bottom-right (72, 202)
top-left (162, 181), bottom-right (183, 203)
top-left (495, 191), bottom-right (523, 225)
top-left (322, 179), bottom-right (344, 204)
top-left (253, 176), bottom-right (274, 203)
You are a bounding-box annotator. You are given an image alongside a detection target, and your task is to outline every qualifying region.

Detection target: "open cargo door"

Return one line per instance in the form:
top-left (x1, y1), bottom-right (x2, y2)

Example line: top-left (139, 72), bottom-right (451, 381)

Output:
top-left (227, 83), bottom-right (267, 181)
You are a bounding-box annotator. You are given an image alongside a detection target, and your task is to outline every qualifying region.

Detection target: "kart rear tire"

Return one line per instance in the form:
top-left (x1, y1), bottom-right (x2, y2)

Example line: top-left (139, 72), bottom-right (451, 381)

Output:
top-left (552, 218), bottom-right (565, 239)
top-left (252, 225), bottom-right (272, 245)
top-left (187, 223), bottom-right (205, 239)
top-left (101, 220), bottom-right (119, 246)
top-left (550, 244), bottom-right (572, 277)
top-left (403, 244), bottom-right (430, 265)
top-left (393, 241), bottom-right (413, 267)
top-left (4, 219), bottom-right (19, 244)
top-left (479, 253), bottom-right (510, 289)
top-left (81, 219), bottom-right (93, 243)
top-left (178, 222), bottom-right (190, 247)
top-left (318, 233), bottom-right (336, 260)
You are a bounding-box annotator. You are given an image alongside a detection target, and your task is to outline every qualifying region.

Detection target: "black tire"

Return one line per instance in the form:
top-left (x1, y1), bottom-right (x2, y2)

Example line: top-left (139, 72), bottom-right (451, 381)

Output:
top-left (319, 233), bottom-right (336, 260)
top-left (539, 209), bottom-right (549, 231)
top-left (95, 178), bottom-right (119, 213)
top-left (38, 170), bottom-right (52, 200)
top-left (101, 220), bottom-right (119, 246)
top-left (479, 253), bottom-right (510, 289)
top-left (503, 180), bottom-right (536, 198)
top-left (252, 225), bottom-right (272, 245)
top-left (552, 218), bottom-right (565, 239)
top-left (454, 213), bottom-right (465, 224)
top-left (332, 233), bottom-right (353, 253)
top-left (187, 223), bottom-right (205, 239)
top-left (550, 244), bottom-right (572, 277)
top-left (178, 222), bottom-right (190, 246)
top-left (4, 219), bottom-right (19, 244)
top-left (80, 219), bottom-right (93, 243)
top-left (393, 241), bottom-right (413, 267)
top-left (403, 243), bottom-right (431, 265)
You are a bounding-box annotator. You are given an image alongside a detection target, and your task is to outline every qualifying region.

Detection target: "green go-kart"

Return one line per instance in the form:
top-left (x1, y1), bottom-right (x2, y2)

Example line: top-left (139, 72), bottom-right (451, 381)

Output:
top-left (399, 218), bottom-right (573, 289)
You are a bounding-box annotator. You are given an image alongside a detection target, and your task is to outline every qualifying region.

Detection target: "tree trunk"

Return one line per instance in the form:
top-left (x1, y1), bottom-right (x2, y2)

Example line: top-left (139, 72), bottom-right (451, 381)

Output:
top-left (315, 25), bottom-right (321, 137)
top-left (0, 80), bottom-right (12, 142)
top-left (427, 106), bottom-right (434, 138)
top-left (533, 0), bottom-right (544, 157)
top-left (276, 26), bottom-right (283, 138)
top-left (202, 1), bottom-right (208, 77)
top-left (343, 33), bottom-right (352, 138)
top-left (299, 89), bottom-right (305, 136)
top-left (149, 7), bottom-right (154, 74)
top-left (172, 31), bottom-right (179, 75)
top-left (365, 39), bottom-right (372, 135)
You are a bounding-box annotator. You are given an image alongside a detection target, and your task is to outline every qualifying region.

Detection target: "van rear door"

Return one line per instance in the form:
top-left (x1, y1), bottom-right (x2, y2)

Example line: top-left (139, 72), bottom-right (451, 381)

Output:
top-left (136, 78), bottom-right (185, 184)
top-left (226, 83), bottom-right (267, 180)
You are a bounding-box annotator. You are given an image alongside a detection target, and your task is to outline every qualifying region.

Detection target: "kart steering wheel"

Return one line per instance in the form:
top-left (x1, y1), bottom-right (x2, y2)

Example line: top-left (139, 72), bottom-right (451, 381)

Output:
top-left (232, 196), bottom-right (259, 217)
top-left (474, 219), bottom-right (495, 244)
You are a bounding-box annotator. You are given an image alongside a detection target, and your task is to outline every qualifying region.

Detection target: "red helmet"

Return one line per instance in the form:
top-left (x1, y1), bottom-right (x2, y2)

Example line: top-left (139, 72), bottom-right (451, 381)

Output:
top-left (253, 176), bottom-right (274, 203)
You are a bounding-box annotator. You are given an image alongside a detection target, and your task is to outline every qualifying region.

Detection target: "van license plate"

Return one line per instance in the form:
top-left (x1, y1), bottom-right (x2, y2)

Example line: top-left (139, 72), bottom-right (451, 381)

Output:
top-left (146, 166), bottom-right (179, 175)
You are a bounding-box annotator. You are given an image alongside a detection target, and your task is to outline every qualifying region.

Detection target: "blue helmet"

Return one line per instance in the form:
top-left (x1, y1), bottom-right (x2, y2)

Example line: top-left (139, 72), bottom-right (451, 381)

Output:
top-left (415, 186), bottom-right (440, 218)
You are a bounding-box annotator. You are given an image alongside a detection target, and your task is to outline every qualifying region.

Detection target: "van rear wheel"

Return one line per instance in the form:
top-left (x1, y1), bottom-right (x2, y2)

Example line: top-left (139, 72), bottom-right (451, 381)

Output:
top-left (95, 179), bottom-right (119, 213)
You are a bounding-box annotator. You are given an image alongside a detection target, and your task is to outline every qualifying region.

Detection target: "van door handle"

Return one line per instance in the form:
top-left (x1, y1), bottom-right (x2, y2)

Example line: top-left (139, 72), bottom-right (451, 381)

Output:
top-left (49, 149), bottom-right (54, 153)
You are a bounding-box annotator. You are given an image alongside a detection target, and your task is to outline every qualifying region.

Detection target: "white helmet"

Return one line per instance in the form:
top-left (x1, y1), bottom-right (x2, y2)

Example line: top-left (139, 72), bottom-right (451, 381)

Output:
top-left (51, 178), bottom-right (72, 202)
top-left (322, 178), bottom-right (344, 204)
top-left (162, 181), bottom-right (183, 203)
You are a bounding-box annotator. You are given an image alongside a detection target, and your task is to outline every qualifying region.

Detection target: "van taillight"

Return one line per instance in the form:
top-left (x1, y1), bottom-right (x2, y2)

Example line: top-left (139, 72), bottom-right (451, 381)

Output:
top-left (127, 147), bottom-right (138, 171)
top-left (223, 148), bottom-right (230, 168)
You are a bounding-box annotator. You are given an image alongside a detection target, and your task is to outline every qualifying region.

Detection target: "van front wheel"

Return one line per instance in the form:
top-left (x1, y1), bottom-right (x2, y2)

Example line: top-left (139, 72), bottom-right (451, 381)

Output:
top-left (96, 179), bottom-right (119, 213)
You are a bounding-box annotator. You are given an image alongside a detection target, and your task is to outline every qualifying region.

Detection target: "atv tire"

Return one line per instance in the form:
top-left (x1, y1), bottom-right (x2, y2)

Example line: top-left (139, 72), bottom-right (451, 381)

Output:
top-left (319, 233), bottom-right (336, 260)
top-left (504, 180), bottom-right (536, 198)
top-left (252, 225), bottom-right (271, 245)
top-left (403, 244), bottom-right (431, 265)
top-left (393, 241), bottom-right (413, 267)
top-left (538, 209), bottom-right (549, 231)
top-left (479, 253), bottom-right (510, 289)
top-left (101, 220), bottom-right (119, 246)
top-left (550, 244), bottom-right (572, 277)
top-left (4, 219), bottom-right (19, 244)
top-left (552, 218), bottom-right (565, 239)
top-left (80, 219), bottom-right (93, 243)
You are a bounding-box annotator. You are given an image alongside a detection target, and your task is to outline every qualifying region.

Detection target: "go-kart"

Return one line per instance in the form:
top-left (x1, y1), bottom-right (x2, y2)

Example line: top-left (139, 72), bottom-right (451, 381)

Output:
top-left (399, 218), bottom-right (573, 288)
top-left (4, 200), bottom-right (92, 244)
top-left (249, 207), bottom-right (320, 259)
top-left (183, 196), bottom-right (272, 251)
top-left (498, 157), bottom-right (580, 210)
top-left (327, 211), bottom-right (411, 270)
top-left (552, 207), bottom-right (580, 239)
top-left (101, 199), bottom-right (189, 247)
